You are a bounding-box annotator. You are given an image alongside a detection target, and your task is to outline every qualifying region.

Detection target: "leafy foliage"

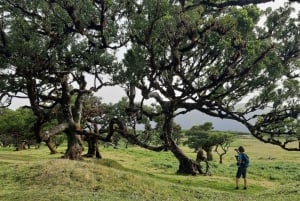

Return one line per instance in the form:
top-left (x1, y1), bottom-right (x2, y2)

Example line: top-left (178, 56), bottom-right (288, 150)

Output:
top-left (0, 108), bottom-right (36, 147)
top-left (184, 122), bottom-right (234, 162)
top-left (184, 123), bottom-right (214, 151)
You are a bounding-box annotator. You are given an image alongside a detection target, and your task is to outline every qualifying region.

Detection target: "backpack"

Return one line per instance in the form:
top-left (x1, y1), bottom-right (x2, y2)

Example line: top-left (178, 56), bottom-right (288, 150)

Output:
top-left (241, 153), bottom-right (249, 167)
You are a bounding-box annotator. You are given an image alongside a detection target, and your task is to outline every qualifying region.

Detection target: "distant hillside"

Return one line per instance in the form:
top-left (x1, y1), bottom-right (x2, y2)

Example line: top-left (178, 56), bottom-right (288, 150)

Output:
top-left (175, 110), bottom-right (248, 132)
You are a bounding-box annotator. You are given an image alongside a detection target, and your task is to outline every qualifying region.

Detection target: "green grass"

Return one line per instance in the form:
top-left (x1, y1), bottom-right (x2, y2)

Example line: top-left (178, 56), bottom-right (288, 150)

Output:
top-left (1, 138), bottom-right (300, 201)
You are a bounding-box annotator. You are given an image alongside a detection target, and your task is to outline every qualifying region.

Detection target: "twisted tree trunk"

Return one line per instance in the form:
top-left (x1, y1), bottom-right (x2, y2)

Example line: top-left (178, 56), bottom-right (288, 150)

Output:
top-left (84, 135), bottom-right (102, 159)
top-left (164, 113), bottom-right (200, 175)
top-left (170, 140), bottom-right (200, 175)
top-left (63, 129), bottom-right (83, 160)
top-left (45, 138), bottom-right (58, 154)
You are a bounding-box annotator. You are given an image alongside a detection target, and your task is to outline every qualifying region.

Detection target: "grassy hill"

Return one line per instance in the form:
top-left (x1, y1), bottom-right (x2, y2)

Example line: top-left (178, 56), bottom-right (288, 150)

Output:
top-left (1, 137), bottom-right (300, 201)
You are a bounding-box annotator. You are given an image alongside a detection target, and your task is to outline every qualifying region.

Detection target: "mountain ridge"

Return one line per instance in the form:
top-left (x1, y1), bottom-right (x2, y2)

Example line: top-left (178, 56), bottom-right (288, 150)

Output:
top-left (175, 110), bottom-right (248, 132)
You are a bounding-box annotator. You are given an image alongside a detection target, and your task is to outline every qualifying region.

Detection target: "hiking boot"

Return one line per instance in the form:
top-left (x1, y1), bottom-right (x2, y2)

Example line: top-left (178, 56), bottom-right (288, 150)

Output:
top-left (243, 187), bottom-right (247, 190)
top-left (235, 187), bottom-right (239, 190)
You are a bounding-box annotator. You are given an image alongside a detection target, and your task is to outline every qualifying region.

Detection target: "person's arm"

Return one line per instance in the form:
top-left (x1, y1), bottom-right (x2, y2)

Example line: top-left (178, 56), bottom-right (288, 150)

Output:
top-left (234, 149), bottom-right (241, 166)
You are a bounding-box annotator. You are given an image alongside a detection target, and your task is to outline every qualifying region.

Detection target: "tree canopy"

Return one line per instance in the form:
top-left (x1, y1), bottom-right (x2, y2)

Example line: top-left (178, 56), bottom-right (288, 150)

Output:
top-left (0, 0), bottom-right (127, 159)
top-left (0, 108), bottom-right (36, 149)
top-left (121, 0), bottom-right (300, 150)
top-left (118, 0), bottom-right (300, 173)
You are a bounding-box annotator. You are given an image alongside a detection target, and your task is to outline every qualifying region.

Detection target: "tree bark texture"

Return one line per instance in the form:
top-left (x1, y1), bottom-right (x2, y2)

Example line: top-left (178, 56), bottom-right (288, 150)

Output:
top-left (171, 143), bottom-right (200, 175)
top-left (63, 130), bottom-right (83, 160)
top-left (204, 147), bottom-right (213, 161)
top-left (45, 138), bottom-right (58, 154)
top-left (84, 135), bottom-right (102, 159)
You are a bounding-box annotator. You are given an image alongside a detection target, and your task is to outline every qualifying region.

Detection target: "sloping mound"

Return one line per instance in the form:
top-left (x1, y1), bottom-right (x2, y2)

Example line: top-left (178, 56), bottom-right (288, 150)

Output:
top-left (27, 159), bottom-right (127, 188)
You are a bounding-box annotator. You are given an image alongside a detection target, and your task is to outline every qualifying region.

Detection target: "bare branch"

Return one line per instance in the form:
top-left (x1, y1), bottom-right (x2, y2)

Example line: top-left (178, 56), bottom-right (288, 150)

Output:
top-left (109, 118), bottom-right (166, 152)
top-left (40, 122), bottom-right (69, 141)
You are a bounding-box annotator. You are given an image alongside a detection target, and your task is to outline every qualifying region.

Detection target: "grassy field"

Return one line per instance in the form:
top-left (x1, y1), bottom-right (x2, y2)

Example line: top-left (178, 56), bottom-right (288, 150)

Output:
top-left (1, 137), bottom-right (300, 201)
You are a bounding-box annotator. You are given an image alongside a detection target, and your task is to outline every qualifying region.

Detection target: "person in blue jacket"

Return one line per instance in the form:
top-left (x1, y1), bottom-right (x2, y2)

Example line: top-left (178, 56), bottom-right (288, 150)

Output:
top-left (234, 146), bottom-right (249, 190)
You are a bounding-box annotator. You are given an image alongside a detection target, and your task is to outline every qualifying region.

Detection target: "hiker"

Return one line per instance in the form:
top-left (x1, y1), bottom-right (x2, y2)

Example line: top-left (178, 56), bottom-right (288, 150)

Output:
top-left (234, 146), bottom-right (249, 190)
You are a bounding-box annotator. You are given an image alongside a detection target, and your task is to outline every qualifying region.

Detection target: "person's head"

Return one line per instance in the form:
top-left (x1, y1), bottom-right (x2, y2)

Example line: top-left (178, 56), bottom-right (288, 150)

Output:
top-left (238, 146), bottom-right (245, 153)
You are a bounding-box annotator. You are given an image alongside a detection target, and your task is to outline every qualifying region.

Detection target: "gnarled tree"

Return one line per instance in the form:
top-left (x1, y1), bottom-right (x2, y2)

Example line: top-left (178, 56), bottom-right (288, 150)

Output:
top-left (118, 0), bottom-right (300, 174)
top-left (0, 0), bottom-right (127, 159)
